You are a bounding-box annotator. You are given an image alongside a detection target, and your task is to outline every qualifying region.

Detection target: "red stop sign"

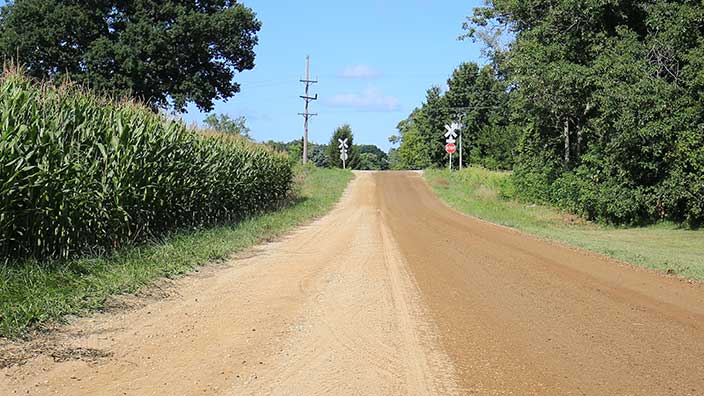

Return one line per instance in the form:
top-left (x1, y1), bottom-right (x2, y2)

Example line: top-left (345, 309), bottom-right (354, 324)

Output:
top-left (445, 143), bottom-right (456, 154)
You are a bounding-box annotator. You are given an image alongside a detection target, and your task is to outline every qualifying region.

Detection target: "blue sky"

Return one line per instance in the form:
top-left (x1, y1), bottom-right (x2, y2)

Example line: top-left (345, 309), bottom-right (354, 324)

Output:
top-left (182, 0), bottom-right (486, 151)
top-left (0, 0), bottom-right (487, 151)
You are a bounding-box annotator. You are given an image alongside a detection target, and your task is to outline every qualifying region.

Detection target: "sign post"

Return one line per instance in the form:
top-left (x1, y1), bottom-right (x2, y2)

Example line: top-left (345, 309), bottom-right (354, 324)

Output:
top-left (444, 123), bottom-right (460, 172)
top-left (459, 128), bottom-right (463, 171)
top-left (338, 138), bottom-right (349, 169)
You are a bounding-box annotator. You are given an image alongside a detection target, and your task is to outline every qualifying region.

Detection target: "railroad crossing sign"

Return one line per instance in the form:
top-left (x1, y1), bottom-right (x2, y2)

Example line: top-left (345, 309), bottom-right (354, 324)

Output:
top-left (444, 123), bottom-right (461, 139)
top-left (338, 138), bottom-right (349, 169)
top-left (444, 123), bottom-right (463, 171)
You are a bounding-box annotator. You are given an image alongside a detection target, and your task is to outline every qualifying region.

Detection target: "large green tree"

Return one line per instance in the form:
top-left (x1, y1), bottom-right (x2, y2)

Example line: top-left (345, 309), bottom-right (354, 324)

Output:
top-left (444, 62), bottom-right (516, 169)
top-left (464, 0), bottom-right (704, 225)
top-left (394, 108), bottom-right (434, 169)
top-left (392, 88), bottom-right (450, 170)
top-left (0, 0), bottom-right (261, 112)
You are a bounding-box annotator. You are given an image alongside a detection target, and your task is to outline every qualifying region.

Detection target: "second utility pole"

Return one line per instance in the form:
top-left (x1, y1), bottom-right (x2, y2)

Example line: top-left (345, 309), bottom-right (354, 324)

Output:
top-left (298, 56), bottom-right (318, 164)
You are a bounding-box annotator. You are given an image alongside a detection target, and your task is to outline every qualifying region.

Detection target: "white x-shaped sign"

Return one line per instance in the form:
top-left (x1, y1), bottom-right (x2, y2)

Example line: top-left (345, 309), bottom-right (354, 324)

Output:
top-left (444, 123), bottom-right (462, 139)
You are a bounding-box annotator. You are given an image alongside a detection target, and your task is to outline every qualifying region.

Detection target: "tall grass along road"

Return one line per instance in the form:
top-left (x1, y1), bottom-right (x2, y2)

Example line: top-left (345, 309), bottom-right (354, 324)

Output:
top-left (2, 171), bottom-right (703, 395)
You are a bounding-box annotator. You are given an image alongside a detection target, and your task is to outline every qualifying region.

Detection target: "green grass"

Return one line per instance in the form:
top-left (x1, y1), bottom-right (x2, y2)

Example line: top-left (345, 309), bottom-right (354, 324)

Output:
top-left (0, 166), bottom-right (353, 338)
top-left (425, 167), bottom-right (704, 280)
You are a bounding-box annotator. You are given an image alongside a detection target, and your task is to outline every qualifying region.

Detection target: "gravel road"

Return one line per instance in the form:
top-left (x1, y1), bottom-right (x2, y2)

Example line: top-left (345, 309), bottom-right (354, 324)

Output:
top-left (2, 171), bottom-right (703, 395)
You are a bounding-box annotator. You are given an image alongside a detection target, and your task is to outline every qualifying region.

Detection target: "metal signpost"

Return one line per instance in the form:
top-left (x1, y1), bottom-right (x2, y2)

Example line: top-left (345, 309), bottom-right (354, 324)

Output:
top-left (444, 123), bottom-right (461, 171)
top-left (339, 138), bottom-right (349, 169)
top-left (458, 122), bottom-right (463, 171)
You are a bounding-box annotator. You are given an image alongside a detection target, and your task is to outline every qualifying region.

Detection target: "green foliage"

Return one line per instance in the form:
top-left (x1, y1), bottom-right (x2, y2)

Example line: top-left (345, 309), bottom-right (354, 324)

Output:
top-left (357, 145), bottom-right (389, 170)
top-left (203, 113), bottom-right (251, 137)
top-left (395, 122), bottom-right (433, 170)
top-left (309, 144), bottom-right (330, 168)
top-left (445, 63), bottom-right (516, 169)
top-left (263, 139), bottom-right (328, 167)
top-left (358, 153), bottom-right (380, 170)
top-left (0, 0), bottom-right (261, 112)
top-left (0, 72), bottom-right (293, 262)
top-left (388, 148), bottom-right (403, 170)
top-left (394, 63), bottom-right (517, 171)
top-left (327, 124), bottom-right (359, 169)
top-left (288, 141), bottom-right (303, 164)
top-left (461, 0), bottom-right (704, 226)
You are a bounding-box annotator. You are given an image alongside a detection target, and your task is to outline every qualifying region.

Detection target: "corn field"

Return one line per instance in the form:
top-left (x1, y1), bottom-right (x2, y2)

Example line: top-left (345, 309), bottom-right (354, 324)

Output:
top-left (0, 72), bottom-right (293, 262)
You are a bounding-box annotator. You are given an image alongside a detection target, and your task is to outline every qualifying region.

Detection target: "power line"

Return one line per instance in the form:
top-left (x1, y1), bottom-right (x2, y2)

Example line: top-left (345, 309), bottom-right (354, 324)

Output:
top-left (298, 55), bottom-right (318, 164)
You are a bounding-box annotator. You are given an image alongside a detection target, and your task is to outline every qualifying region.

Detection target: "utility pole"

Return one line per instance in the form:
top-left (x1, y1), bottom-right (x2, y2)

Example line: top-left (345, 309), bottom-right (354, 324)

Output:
top-left (458, 115), bottom-right (465, 171)
top-left (449, 108), bottom-right (467, 170)
top-left (298, 56), bottom-right (318, 164)
top-left (459, 130), bottom-right (463, 171)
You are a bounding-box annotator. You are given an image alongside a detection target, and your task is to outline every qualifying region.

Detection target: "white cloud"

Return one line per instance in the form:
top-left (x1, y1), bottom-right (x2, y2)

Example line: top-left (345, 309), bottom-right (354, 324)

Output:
top-left (327, 87), bottom-right (401, 112)
top-left (338, 64), bottom-right (383, 79)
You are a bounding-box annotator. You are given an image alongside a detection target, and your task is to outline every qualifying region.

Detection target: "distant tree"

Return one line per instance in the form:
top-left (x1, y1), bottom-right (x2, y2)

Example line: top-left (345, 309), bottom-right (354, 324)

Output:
top-left (357, 144), bottom-right (389, 170)
top-left (264, 139), bottom-right (329, 166)
top-left (310, 144), bottom-right (330, 168)
top-left (394, 108), bottom-right (433, 169)
top-left (264, 140), bottom-right (288, 153)
top-left (287, 141), bottom-right (303, 164)
top-left (0, 0), bottom-right (261, 112)
top-left (393, 63), bottom-right (517, 171)
top-left (358, 153), bottom-right (381, 170)
top-left (388, 148), bottom-right (403, 170)
top-left (396, 125), bottom-right (433, 170)
top-left (327, 124), bottom-right (359, 169)
top-left (392, 87), bottom-right (451, 169)
top-left (203, 114), bottom-right (250, 137)
top-left (444, 62), bottom-right (516, 169)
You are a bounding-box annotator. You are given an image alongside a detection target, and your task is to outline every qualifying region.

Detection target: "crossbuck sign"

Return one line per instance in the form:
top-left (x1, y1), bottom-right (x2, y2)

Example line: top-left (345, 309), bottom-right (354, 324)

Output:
top-left (338, 138), bottom-right (349, 169)
top-left (444, 123), bottom-right (462, 171)
top-left (445, 123), bottom-right (459, 143)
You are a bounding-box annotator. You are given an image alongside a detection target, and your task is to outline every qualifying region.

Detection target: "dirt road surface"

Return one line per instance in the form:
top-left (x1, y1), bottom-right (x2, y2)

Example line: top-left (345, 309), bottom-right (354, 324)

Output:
top-left (2, 171), bottom-right (704, 395)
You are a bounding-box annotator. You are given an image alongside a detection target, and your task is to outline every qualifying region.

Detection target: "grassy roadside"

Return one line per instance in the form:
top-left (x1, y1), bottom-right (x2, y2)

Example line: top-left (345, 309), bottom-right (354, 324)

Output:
top-left (0, 166), bottom-right (353, 338)
top-left (425, 168), bottom-right (704, 280)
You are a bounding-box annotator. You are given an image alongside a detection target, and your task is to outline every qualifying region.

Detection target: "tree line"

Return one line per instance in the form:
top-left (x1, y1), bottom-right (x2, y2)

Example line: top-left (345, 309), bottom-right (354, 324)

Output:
top-left (266, 124), bottom-right (389, 171)
top-left (392, 0), bottom-right (704, 227)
